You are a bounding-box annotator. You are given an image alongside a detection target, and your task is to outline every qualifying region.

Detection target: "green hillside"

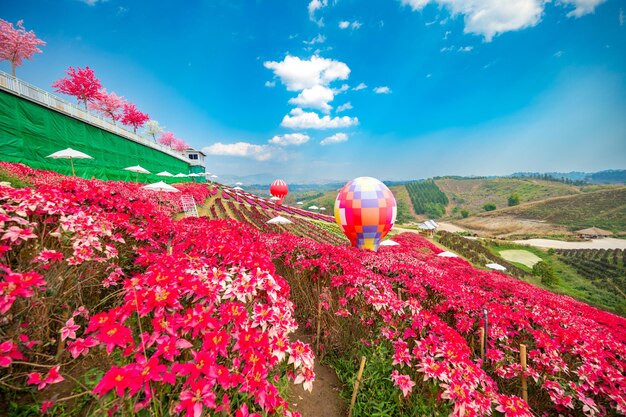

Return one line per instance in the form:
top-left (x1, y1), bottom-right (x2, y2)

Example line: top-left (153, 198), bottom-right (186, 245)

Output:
top-left (500, 187), bottom-right (626, 232)
top-left (435, 177), bottom-right (583, 215)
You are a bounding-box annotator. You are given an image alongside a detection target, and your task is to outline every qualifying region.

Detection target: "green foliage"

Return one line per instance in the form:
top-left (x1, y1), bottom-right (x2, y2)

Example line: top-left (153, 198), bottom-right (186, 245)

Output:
top-left (405, 180), bottom-right (448, 216)
top-left (328, 342), bottom-right (449, 417)
top-left (394, 197), bottom-right (412, 224)
top-left (461, 209), bottom-right (470, 218)
top-left (482, 202), bottom-right (496, 212)
top-left (423, 202), bottom-right (445, 219)
top-left (0, 168), bottom-right (31, 188)
top-left (533, 261), bottom-right (558, 286)
top-left (507, 194), bottom-right (520, 206)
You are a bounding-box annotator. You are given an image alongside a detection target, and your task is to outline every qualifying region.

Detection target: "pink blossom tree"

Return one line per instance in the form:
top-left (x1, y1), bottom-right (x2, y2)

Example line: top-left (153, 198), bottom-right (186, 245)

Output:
top-left (120, 103), bottom-right (149, 133)
top-left (0, 19), bottom-right (45, 76)
top-left (52, 66), bottom-right (102, 110)
top-left (158, 131), bottom-right (176, 147)
top-left (89, 89), bottom-right (125, 124)
top-left (171, 138), bottom-right (189, 152)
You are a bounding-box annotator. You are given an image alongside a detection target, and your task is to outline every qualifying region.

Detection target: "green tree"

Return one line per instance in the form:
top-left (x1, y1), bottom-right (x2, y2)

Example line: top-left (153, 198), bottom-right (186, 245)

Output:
top-left (533, 261), bottom-right (558, 286)
top-left (508, 194), bottom-right (520, 206)
top-left (461, 209), bottom-right (470, 218)
top-left (424, 203), bottom-right (445, 219)
top-left (483, 203), bottom-right (496, 212)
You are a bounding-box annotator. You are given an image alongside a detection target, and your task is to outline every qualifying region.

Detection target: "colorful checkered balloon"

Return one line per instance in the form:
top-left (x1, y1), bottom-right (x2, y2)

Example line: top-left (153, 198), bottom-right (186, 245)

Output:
top-left (334, 177), bottom-right (397, 251)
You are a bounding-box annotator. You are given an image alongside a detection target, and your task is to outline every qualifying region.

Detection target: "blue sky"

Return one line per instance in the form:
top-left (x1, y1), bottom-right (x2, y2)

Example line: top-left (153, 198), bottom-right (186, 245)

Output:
top-left (2, 0), bottom-right (625, 182)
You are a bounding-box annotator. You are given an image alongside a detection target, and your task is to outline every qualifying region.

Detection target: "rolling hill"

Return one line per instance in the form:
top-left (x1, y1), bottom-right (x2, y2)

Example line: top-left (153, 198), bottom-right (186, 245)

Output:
top-left (435, 177), bottom-right (583, 215)
top-left (456, 187), bottom-right (626, 235)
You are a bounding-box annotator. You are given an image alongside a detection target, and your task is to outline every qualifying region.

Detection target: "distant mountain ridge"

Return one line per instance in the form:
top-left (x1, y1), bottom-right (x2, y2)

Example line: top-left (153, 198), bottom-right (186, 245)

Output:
top-left (511, 169), bottom-right (626, 184)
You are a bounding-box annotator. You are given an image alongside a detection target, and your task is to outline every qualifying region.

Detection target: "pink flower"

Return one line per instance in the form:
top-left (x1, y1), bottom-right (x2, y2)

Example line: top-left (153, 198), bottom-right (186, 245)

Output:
top-left (61, 317), bottom-right (80, 341)
top-left (391, 370), bottom-right (415, 398)
top-left (2, 226), bottom-right (37, 243)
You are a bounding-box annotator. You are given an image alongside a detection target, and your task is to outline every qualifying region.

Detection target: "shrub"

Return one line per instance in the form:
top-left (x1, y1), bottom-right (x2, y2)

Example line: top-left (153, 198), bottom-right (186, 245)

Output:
top-left (483, 202), bottom-right (496, 211)
top-left (508, 194), bottom-right (520, 206)
top-left (461, 209), bottom-right (470, 218)
top-left (533, 261), bottom-right (558, 286)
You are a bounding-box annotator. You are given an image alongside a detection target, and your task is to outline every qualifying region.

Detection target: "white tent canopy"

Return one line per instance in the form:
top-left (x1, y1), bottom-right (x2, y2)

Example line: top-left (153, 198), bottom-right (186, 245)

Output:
top-left (233, 186), bottom-right (243, 191)
top-left (486, 263), bottom-right (507, 271)
top-left (142, 181), bottom-right (180, 193)
top-left (437, 251), bottom-right (459, 258)
top-left (296, 202), bottom-right (304, 205)
top-left (308, 205), bottom-right (319, 210)
top-left (267, 216), bottom-right (293, 225)
top-left (380, 239), bottom-right (400, 246)
top-left (235, 182), bottom-right (243, 186)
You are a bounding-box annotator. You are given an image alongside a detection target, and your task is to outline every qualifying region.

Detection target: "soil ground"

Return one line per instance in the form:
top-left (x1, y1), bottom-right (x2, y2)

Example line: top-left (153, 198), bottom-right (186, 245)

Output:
top-left (511, 237), bottom-right (626, 250)
top-left (288, 333), bottom-right (345, 417)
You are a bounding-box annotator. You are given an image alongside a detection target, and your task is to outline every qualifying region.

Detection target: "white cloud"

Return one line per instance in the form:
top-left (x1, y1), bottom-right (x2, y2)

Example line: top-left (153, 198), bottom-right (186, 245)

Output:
top-left (559, 0), bottom-right (606, 18)
top-left (400, 0), bottom-right (605, 40)
top-left (269, 133), bottom-right (311, 146)
top-left (321, 133), bottom-right (349, 145)
top-left (620, 8), bottom-right (625, 26)
top-left (554, 50), bottom-right (563, 58)
top-left (333, 84), bottom-right (350, 94)
top-left (203, 142), bottom-right (276, 161)
top-left (264, 55), bottom-right (350, 91)
top-left (339, 20), bottom-right (363, 29)
top-left (336, 102), bottom-right (353, 113)
top-left (265, 80), bottom-right (276, 87)
top-left (78, 0), bottom-right (106, 4)
top-left (426, 73), bottom-right (432, 78)
top-left (281, 108), bottom-right (358, 129)
top-left (374, 86), bottom-right (392, 94)
top-left (353, 82), bottom-right (367, 91)
top-left (288, 85), bottom-right (335, 113)
top-left (458, 45), bottom-right (473, 52)
top-left (304, 34), bottom-right (326, 45)
top-left (443, 30), bottom-right (452, 39)
top-left (308, 0), bottom-right (328, 26)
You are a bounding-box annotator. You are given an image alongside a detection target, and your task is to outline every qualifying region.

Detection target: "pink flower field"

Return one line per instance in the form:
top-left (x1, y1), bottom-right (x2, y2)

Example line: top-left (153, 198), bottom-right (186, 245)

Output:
top-left (1, 162), bottom-right (625, 417)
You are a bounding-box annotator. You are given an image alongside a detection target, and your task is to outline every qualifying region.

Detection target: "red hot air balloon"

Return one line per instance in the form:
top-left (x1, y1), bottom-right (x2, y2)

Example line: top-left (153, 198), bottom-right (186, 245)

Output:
top-left (270, 179), bottom-right (288, 205)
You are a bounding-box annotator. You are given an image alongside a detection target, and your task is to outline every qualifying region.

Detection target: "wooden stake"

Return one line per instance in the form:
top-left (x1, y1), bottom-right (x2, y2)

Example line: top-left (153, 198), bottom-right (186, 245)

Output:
top-left (348, 356), bottom-right (367, 417)
top-left (479, 327), bottom-right (485, 361)
top-left (316, 298), bottom-right (322, 355)
top-left (397, 287), bottom-right (402, 301)
top-left (520, 344), bottom-right (528, 402)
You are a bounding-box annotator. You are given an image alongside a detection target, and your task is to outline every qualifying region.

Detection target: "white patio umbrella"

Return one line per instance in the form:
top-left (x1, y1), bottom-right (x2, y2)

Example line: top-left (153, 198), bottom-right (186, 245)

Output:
top-left (296, 202), bottom-right (304, 205)
top-left (267, 216), bottom-right (293, 225)
top-left (235, 182), bottom-right (243, 186)
top-left (142, 181), bottom-right (180, 193)
top-left (188, 173), bottom-right (200, 177)
top-left (319, 207), bottom-right (327, 211)
top-left (308, 205), bottom-right (319, 210)
top-left (233, 186), bottom-right (244, 191)
top-left (210, 174), bottom-right (218, 183)
top-left (270, 196), bottom-right (280, 202)
top-left (174, 173), bottom-right (188, 178)
top-left (437, 251), bottom-right (459, 258)
top-left (379, 239), bottom-right (399, 246)
top-left (156, 171), bottom-right (174, 177)
top-left (124, 165), bottom-right (151, 182)
top-left (486, 263), bottom-right (507, 271)
top-left (46, 148), bottom-right (93, 176)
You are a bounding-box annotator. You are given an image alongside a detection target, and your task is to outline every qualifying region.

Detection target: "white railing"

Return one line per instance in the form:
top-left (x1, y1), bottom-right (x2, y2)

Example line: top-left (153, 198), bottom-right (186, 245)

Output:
top-left (0, 70), bottom-right (190, 164)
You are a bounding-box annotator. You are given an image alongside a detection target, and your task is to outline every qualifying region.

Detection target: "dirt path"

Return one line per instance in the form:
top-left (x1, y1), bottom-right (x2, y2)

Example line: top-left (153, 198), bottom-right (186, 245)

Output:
top-left (288, 333), bottom-right (345, 417)
top-left (288, 357), bottom-right (345, 417)
top-left (512, 237), bottom-right (626, 250)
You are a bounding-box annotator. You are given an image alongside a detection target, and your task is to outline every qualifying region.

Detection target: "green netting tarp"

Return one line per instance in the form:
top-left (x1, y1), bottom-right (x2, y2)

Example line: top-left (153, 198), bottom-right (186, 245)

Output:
top-left (0, 90), bottom-right (194, 183)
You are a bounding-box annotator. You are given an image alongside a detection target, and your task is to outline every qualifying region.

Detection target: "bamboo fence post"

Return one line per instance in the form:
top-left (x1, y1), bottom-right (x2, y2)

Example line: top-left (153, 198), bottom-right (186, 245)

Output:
top-left (397, 287), bottom-right (402, 300)
top-left (479, 327), bottom-right (485, 361)
top-left (348, 356), bottom-right (367, 417)
top-left (316, 280), bottom-right (322, 355)
top-left (520, 344), bottom-right (528, 402)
